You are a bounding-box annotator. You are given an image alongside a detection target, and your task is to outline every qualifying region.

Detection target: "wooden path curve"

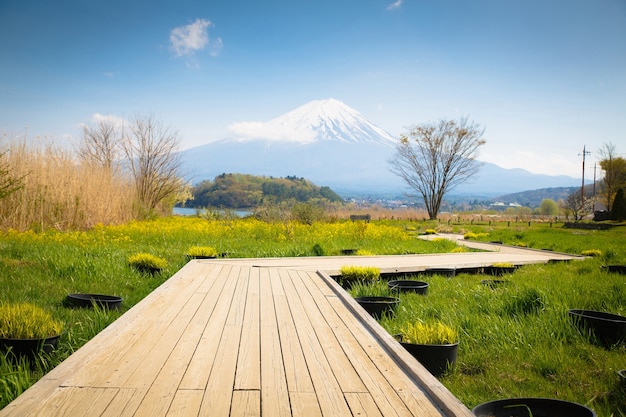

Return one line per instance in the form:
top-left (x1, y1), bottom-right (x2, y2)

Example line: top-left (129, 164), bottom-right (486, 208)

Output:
top-left (0, 236), bottom-right (583, 417)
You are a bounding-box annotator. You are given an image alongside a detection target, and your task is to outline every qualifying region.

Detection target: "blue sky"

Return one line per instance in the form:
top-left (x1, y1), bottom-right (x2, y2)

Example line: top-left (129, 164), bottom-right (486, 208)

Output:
top-left (1, 0), bottom-right (625, 179)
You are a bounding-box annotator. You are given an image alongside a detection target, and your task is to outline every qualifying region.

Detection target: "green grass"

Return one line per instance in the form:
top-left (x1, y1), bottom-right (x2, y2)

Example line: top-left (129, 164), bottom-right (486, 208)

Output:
top-left (377, 260), bottom-right (626, 417)
top-left (0, 217), bottom-right (625, 416)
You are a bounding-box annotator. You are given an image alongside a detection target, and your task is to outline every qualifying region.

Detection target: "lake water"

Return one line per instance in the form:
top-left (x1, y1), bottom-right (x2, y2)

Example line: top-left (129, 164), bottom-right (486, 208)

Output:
top-left (172, 207), bottom-right (252, 217)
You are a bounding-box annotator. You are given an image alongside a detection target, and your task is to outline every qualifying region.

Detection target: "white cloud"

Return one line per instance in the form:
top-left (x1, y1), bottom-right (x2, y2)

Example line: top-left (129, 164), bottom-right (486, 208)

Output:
top-left (169, 18), bottom-right (222, 57)
top-left (89, 113), bottom-right (127, 128)
top-left (386, 0), bottom-right (403, 11)
top-left (228, 121), bottom-right (315, 143)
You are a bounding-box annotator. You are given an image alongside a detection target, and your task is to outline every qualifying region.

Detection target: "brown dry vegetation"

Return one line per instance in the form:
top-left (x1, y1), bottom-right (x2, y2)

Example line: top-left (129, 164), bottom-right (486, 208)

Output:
top-left (0, 139), bottom-right (135, 230)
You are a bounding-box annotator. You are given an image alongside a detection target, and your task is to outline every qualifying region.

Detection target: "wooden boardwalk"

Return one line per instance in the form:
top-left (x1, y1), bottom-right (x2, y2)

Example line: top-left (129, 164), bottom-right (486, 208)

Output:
top-left (0, 261), bottom-right (475, 417)
top-left (2, 238), bottom-right (582, 417)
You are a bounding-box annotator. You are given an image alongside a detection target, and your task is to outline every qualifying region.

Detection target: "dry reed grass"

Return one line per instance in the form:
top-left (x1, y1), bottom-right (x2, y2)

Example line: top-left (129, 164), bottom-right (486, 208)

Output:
top-left (0, 139), bottom-right (135, 230)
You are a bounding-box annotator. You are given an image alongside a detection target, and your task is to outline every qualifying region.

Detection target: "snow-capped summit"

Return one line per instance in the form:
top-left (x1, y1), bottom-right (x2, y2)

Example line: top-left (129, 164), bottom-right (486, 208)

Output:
top-left (228, 98), bottom-right (396, 145)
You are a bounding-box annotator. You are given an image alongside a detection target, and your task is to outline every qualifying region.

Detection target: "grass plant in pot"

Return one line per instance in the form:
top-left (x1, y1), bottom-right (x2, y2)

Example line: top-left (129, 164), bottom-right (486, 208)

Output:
top-left (485, 262), bottom-right (516, 277)
top-left (350, 281), bottom-right (399, 319)
top-left (0, 303), bottom-right (64, 358)
top-left (398, 320), bottom-right (459, 377)
top-left (128, 253), bottom-right (167, 274)
top-left (339, 265), bottom-right (380, 290)
top-left (185, 245), bottom-right (219, 259)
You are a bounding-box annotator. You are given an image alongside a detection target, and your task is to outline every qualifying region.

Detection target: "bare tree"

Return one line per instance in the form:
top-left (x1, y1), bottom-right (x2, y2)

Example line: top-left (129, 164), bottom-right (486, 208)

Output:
top-left (77, 117), bottom-right (122, 170)
top-left (561, 190), bottom-right (592, 221)
top-left (388, 117), bottom-right (486, 220)
top-left (121, 114), bottom-right (185, 214)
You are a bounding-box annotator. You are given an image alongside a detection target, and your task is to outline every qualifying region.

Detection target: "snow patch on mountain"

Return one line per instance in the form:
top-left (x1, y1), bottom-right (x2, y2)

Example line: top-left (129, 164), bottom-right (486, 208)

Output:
top-left (228, 98), bottom-right (396, 145)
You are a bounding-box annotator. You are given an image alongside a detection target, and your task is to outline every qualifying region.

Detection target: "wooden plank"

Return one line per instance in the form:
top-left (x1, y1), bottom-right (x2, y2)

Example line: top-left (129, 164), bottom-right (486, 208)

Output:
top-left (132, 288), bottom-right (224, 416)
top-left (178, 265), bottom-right (241, 390)
top-left (197, 267), bottom-right (249, 417)
top-left (272, 292), bottom-right (315, 394)
top-left (259, 268), bottom-right (291, 417)
top-left (289, 269), bottom-right (368, 393)
top-left (27, 387), bottom-right (91, 417)
top-left (66, 387), bottom-right (120, 417)
top-left (345, 392), bottom-right (384, 417)
top-left (100, 388), bottom-right (146, 417)
top-left (289, 392), bottom-right (323, 417)
top-left (230, 390), bottom-right (261, 417)
top-left (165, 390), bottom-right (203, 417)
top-left (234, 266), bottom-right (261, 390)
top-left (278, 268), bottom-right (353, 416)
top-left (121, 291), bottom-right (207, 390)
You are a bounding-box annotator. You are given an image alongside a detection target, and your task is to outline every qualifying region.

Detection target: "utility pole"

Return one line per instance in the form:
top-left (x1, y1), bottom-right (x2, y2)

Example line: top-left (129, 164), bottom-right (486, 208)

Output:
top-left (592, 162), bottom-right (597, 212)
top-left (580, 145), bottom-right (591, 203)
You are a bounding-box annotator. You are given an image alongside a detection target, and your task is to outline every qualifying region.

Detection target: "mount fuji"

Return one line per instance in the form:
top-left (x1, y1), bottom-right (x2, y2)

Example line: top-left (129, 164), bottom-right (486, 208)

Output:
top-left (179, 98), bottom-right (403, 194)
top-left (179, 99), bottom-right (580, 197)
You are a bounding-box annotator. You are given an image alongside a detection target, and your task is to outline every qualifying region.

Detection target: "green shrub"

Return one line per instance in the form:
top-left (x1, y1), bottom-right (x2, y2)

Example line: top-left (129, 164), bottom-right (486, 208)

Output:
top-left (185, 245), bottom-right (219, 258)
top-left (0, 303), bottom-right (64, 339)
top-left (400, 321), bottom-right (459, 345)
top-left (581, 249), bottom-right (602, 257)
top-left (311, 243), bottom-right (325, 256)
top-left (127, 253), bottom-right (167, 271)
top-left (424, 229), bottom-right (438, 235)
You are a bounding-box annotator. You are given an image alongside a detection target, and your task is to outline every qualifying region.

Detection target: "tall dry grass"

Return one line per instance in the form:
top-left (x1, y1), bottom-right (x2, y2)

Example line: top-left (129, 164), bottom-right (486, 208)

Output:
top-left (0, 139), bottom-right (135, 231)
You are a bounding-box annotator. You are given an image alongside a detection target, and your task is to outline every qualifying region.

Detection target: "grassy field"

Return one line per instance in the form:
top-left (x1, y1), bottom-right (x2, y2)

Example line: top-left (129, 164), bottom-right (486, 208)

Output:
top-left (0, 216), bottom-right (625, 416)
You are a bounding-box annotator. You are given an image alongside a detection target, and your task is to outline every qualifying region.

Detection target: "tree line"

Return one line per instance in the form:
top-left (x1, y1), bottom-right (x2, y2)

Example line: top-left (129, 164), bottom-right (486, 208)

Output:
top-left (186, 173), bottom-right (343, 209)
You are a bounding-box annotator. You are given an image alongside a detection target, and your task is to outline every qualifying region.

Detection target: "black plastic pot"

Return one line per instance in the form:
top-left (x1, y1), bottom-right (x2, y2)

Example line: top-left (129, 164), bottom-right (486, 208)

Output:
top-left (568, 309), bottom-right (626, 346)
top-left (484, 266), bottom-right (516, 276)
top-left (0, 334), bottom-right (61, 358)
top-left (424, 267), bottom-right (456, 277)
top-left (66, 294), bottom-right (123, 310)
top-left (401, 341), bottom-right (459, 377)
top-left (456, 267), bottom-right (482, 275)
top-left (472, 397), bottom-right (596, 417)
top-left (618, 369), bottom-right (626, 385)
top-left (605, 265), bottom-right (626, 274)
top-left (354, 296), bottom-right (399, 319)
top-left (134, 265), bottom-right (163, 274)
top-left (388, 280), bottom-right (429, 295)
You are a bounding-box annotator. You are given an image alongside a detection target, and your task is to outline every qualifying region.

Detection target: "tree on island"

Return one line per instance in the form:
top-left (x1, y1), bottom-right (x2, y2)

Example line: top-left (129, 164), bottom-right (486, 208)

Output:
top-left (388, 117), bottom-right (486, 220)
